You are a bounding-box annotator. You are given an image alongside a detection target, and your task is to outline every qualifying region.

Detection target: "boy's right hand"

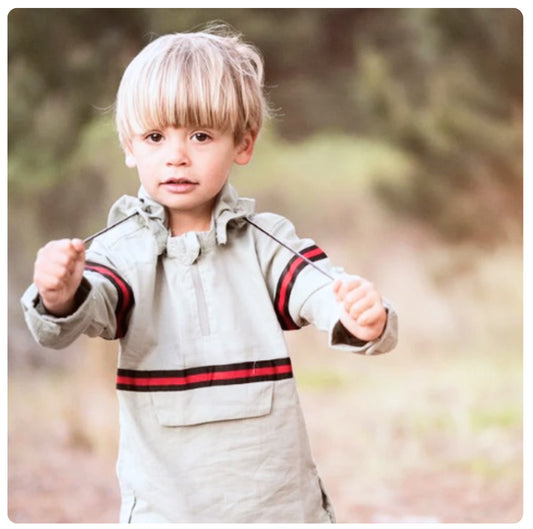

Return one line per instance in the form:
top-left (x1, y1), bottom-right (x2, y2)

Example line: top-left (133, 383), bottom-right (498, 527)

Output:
top-left (33, 238), bottom-right (86, 317)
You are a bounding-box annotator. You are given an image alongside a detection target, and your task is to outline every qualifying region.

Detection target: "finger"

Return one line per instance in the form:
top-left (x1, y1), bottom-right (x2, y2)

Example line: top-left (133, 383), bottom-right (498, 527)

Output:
top-left (68, 240), bottom-right (86, 276)
top-left (47, 240), bottom-right (84, 268)
top-left (34, 269), bottom-right (69, 293)
top-left (333, 279), bottom-right (346, 301)
top-left (70, 238), bottom-right (86, 254)
top-left (35, 249), bottom-right (82, 289)
top-left (347, 296), bottom-right (374, 321)
top-left (45, 252), bottom-right (77, 277)
top-left (356, 303), bottom-right (385, 328)
top-left (44, 238), bottom-right (72, 253)
top-left (343, 285), bottom-right (371, 308)
top-left (34, 255), bottom-right (66, 281)
top-left (36, 241), bottom-right (71, 270)
top-left (337, 276), bottom-right (363, 300)
top-left (344, 280), bottom-right (380, 310)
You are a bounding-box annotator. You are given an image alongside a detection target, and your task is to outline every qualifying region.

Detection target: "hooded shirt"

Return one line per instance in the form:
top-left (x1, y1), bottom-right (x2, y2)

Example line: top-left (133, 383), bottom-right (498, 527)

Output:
top-left (21, 183), bottom-right (398, 523)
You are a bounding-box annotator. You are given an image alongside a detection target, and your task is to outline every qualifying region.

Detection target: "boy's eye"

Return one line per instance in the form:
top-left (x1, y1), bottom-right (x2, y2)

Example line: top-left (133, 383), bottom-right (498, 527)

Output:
top-left (192, 132), bottom-right (211, 143)
top-left (146, 132), bottom-right (163, 143)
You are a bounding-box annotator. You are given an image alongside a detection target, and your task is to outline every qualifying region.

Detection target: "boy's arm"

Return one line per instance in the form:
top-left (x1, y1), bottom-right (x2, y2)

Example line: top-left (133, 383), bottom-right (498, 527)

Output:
top-left (21, 240), bottom-right (131, 349)
top-left (31, 238), bottom-right (86, 316)
top-left (333, 276), bottom-right (387, 342)
top-left (303, 287), bottom-right (398, 355)
top-left (254, 213), bottom-right (397, 355)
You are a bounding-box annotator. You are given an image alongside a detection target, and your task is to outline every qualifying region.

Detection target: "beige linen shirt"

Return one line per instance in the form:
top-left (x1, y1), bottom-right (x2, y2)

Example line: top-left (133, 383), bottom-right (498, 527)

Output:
top-left (21, 183), bottom-right (398, 523)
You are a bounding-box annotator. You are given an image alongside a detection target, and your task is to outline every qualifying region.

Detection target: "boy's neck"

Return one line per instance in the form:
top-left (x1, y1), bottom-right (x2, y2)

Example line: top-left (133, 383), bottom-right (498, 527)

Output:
top-left (168, 205), bottom-right (214, 237)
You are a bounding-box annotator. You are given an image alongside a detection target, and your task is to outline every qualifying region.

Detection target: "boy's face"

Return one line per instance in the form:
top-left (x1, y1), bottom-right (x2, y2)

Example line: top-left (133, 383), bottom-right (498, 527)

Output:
top-left (124, 126), bottom-right (255, 234)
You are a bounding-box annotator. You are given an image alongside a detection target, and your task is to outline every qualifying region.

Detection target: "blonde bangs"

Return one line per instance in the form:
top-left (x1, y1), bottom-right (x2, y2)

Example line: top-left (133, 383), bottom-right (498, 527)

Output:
top-left (116, 29), bottom-right (267, 146)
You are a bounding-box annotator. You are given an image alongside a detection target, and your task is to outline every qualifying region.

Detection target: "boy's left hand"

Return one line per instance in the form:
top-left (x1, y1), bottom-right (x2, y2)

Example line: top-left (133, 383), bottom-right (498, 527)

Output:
top-left (333, 277), bottom-right (387, 342)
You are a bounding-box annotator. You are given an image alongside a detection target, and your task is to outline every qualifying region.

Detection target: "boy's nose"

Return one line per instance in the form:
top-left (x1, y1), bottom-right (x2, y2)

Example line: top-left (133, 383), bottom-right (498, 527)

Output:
top-left (165, 139), bottom-right (190, 167)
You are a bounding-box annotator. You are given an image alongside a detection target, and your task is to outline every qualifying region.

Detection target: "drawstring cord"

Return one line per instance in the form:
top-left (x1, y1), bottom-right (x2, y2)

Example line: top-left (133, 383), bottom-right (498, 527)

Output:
top-left (244, 217), bottom-right (334, 281)
top-left (81, 211), bottom-right (334, 281)
top-left (83, 212), bottom-right (139, 244)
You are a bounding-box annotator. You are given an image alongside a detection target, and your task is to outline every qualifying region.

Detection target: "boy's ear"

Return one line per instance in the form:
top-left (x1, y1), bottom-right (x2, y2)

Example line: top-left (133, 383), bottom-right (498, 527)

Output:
top-left (125, 152), bottom-right (137, 168)
top-left (234, 131), bottom-right (257, 165)
top-left (123, 142), bottom-right (137, 168)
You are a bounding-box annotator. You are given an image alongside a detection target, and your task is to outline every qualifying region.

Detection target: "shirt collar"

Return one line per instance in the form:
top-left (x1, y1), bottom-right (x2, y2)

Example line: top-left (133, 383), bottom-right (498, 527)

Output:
top-left (134, 182), bottom-right (255, 254)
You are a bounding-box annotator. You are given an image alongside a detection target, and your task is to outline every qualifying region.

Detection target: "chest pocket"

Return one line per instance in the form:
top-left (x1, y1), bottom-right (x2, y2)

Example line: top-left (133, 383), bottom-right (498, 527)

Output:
top-left (151, 381), bottom-right (274, 427)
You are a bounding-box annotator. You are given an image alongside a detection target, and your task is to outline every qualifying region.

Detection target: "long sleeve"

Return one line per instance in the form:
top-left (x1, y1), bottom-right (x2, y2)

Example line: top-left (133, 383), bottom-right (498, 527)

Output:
top-left (251, 212), bottom-right (398, 355)
top-left (20, 251), bottom-right (134, 349)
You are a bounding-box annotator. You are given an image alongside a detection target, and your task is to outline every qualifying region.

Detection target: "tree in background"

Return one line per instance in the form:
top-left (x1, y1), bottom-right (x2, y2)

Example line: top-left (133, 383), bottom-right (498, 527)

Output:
top-left (9, 8), bottom-right (522, 243)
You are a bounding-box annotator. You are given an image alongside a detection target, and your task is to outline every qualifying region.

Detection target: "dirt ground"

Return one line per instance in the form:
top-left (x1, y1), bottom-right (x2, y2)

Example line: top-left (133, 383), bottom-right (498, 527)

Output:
top-left (301, 391), bottom-right (523, 524)
top-left (7, 358), bottom-right (523, 524)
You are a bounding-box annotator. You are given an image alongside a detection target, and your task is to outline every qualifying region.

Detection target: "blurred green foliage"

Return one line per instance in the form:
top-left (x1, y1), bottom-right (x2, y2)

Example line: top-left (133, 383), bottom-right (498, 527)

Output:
top-left (8, 8), bottom-right (522, 243)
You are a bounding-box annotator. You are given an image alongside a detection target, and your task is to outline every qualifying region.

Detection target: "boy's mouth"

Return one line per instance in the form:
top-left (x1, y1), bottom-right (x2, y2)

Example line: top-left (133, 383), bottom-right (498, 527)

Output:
top-left (161, 177), bottom-right (199, 193)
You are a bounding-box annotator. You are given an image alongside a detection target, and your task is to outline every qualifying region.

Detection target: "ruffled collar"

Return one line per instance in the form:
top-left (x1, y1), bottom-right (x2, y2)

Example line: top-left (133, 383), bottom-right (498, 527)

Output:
top-left (108, 182), bottom-right (255, 258)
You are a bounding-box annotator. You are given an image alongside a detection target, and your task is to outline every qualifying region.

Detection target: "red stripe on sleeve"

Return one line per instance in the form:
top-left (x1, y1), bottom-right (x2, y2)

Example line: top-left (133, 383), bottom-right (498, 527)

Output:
top-left (85, 262), bottom-right (134, 339)
top-left (275, 246), bottom-right (326, 330)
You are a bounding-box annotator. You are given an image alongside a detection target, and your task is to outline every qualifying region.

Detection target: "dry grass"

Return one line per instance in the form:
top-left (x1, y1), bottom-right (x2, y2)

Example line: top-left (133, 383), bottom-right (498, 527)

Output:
top-left (290, 332), bottom-right (522, 522)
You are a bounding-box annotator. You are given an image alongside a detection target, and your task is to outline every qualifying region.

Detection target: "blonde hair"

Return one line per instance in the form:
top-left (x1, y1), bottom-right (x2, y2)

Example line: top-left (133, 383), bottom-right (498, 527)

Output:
top-left (115, 25), bottom-right (269, 146)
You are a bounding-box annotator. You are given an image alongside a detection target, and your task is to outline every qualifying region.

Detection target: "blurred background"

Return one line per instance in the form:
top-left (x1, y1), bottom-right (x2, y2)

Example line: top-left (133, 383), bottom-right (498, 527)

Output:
top-left (8, 8), bottom-right (523, 523)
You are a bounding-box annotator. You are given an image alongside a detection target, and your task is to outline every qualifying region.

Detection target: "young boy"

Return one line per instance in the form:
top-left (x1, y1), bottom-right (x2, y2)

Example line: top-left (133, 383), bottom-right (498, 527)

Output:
top-left (21, 27), bottom-right (398, 523)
